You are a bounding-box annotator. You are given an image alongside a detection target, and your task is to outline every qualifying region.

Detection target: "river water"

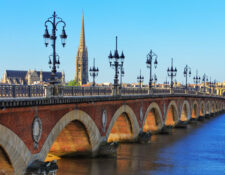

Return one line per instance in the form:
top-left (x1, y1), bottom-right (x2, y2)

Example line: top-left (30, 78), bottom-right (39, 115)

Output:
top-left (57, 114), bottom-right (225, 175)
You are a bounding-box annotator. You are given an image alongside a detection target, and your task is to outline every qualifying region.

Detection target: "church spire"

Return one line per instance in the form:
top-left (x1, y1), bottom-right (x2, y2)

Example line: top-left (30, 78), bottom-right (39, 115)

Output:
top-left (80, 13), bottom-right (85, 49)
top-left (75, 13), bottom-right (89, 85)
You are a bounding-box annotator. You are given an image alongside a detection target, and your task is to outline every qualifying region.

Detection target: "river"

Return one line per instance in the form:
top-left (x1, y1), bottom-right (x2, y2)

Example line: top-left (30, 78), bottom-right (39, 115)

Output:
top-left (57, 114), bottom-right (225, 175)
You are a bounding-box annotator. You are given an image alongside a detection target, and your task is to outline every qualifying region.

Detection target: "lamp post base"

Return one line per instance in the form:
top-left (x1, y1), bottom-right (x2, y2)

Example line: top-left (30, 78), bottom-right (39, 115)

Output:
top-left (45, 85), bottom-right (63, 97)
top-left (148, 88), bottom-right (153, 95)
top-left (112, 86), bottom-right (120, 96)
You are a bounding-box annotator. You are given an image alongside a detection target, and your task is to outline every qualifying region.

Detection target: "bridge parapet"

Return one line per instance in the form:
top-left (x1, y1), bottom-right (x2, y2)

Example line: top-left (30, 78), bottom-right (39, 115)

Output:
top-left (121, 87), bottom-right (148, 95)
top-left (0, 84), bottom-right (223, 99)
top-left (173, 88), bottom-right (185, 94)
top-left (0, 85), bottom-right (44, 98)
top-left (0, 93), bottom-right (224, 109)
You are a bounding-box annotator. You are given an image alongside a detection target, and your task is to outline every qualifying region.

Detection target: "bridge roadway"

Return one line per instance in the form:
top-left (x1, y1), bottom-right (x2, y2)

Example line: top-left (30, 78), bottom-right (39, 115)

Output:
top-left (0, 90), bottom-right (224, 174)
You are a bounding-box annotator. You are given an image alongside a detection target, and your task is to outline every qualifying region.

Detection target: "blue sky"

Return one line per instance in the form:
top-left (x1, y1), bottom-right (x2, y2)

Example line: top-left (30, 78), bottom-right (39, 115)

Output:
top-left (0, 0), bottom-right (225, 84)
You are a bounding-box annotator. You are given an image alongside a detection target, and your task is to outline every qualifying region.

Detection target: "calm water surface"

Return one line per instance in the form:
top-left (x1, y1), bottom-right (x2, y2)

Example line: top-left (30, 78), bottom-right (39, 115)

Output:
top-left (57, 114), bottom-right (225, 175)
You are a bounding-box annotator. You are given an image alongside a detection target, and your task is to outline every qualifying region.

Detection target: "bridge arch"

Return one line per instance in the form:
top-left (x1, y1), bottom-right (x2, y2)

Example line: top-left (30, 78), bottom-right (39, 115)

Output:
top-left (39, 110), bottom-right (101, 161)
top-left (180, 100), bottom-right (191, 121)
top-left (192, 101), bottom-right (199, 119)
top-left (205, 101), bottom-right (210, 115)
top-left (106, 104), bottom-right (139, 143)
top-left (142, 102), bottom-right (163, 133)
top-left (0, 146), bottom-right (14, 174)
top-left (0, 124), bottom-right (31, 175)
top-left (211, 101), bottom-right (216, 114)
top-left (217, 102), bottom-right (220, 112)
top-left (221, 102), bottom-right (224, 111)
top-left (215, 102), bottom-right (219, 112)
top-left (165, 101), bottom-right (179, 126)
top-left (218, 102), bottom-right (222, 112)
top-left (199, 101), bottom-right (206, 117)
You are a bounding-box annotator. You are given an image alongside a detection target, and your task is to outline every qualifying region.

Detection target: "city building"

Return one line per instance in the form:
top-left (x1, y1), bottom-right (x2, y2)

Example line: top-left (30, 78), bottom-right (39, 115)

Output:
top-left (1, 70), bottom-right (65, 85)
top-left (75, 14), bottom-right (89, 85)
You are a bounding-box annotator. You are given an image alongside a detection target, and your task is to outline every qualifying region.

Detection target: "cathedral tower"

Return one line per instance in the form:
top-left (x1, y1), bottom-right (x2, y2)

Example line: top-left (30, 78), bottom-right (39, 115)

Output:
top-left (75, 14), bottom-right (89, 85)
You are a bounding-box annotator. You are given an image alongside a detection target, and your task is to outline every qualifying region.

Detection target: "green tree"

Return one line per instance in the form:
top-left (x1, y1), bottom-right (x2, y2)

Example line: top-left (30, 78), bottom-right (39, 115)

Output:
top-left (67, 80), bottom-right (80, 86)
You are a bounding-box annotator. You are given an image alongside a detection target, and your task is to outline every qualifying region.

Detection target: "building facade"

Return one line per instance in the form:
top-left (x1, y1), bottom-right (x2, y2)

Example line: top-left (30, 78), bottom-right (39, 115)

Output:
top-left (1, 70), bottom-right (65, 85)
top-left (75, 14), bottom-right (89, 85)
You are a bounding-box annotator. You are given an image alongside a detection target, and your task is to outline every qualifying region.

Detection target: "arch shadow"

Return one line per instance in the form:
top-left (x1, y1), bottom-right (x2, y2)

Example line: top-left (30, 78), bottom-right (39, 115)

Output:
top-left (105, 104), bottom-right (139, 142)
top-left (165, 101), bottom-right (179, 126)
top-left (38, 110), bottom-right (101, 162)
top-left (199, 101), bottom-right (206, 117)
top-left (180, 100), bottom-right (191, 121)
top-left (142, 102), bottom-right (163, 133)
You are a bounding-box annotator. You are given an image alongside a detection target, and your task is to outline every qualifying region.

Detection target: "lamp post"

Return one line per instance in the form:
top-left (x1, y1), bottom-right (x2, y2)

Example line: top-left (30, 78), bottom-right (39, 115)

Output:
top-left (89, 58), bottom-right (99, 86)
top-left (202, 73), bottom-right (208, 93)
top-left (108, 36), bottom-right (125, 95)
top-left (43, 11), bottom-right (67, 85)
top-left (153, 74), bottom-right (157, 87)
top-left (146, 50), bottom-right (158, 93)
top-left (164, 77), bottom-right (169, 88)
top-left (193, 70), bottom-right (201, 92)
top-left (167, 58), bottom-right (177, 89)
top-left (209, 77), bottom-right (213, 94)
top-left (183, 65), bottom-right (191, 90)
top-left (209, 78), bottom-right (216, 95)
top-left (213, 79), bottom-right (217, 95)
top-left (120, 66), bottom-right (125, 88)
top-left (137, 69), bottom-right (144, 88)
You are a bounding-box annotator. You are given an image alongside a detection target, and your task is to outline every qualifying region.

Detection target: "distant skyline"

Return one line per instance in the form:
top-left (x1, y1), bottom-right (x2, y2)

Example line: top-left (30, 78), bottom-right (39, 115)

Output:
top-left (0, 0), bottom-right (225, 84)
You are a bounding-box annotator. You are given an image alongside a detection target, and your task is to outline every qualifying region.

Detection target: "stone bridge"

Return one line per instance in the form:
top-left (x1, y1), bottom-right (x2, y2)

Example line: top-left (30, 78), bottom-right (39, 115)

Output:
top-left (0, 94), bottom-right (224, 174)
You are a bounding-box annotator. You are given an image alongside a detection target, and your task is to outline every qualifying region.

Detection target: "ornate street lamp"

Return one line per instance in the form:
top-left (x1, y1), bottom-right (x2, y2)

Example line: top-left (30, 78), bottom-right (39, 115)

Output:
top-left (89, 58), bottom-right (99, 86)
top-left (43, 11), bottom-right (67, 84)
top-left (183, 65), bottom-right (191, 90)
top-left (167, 58), bottom-right (177, 89)
top-left (209, 77), bottom-right (213, 94)
top-left (153, 74), bottom-right (157, 87)
top-left (137, 69), bottom-right (144, 88)
top-left (146, 50), bottom-right (158, 93)
top-left (213, 79), bottom-right (217, 95)
top-left (193, 70), bottom-right (201, 91)
top-left (120, 66), bottom-right (125, 88)
top-left (202, 73), bottom-right (208, 93)
top-left (164, 77), bottom-right (169, 88)
top-left (108, 36), bottom-right (125, 95)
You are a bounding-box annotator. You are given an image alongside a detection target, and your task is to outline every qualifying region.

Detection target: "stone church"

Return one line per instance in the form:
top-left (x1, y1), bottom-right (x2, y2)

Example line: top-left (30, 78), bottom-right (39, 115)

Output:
top-left (75, 14), bottom-right (89, 85)
top-left (1, 70), bottom-right (65, 85)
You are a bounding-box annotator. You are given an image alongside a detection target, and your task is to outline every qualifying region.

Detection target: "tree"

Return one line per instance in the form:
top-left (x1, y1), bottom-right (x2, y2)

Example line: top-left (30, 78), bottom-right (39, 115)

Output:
top-left (67, 80), bottom-right (79, 86)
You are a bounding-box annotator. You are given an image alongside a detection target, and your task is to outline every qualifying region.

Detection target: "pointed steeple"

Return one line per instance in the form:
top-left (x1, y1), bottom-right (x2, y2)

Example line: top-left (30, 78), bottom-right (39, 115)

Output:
top-left (80, 13), bottom-right (85, 49)
top-left (75, 13), bottom-right (89, 85)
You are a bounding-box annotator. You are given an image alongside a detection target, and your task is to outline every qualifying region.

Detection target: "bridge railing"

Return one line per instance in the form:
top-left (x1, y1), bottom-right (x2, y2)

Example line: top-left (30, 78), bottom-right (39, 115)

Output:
top-left (0, 85), bottom-right (45, 98)
top-left (152, 88), bottom-right (170, 94)
top-left (120, 87), bottom-right (148, 95)
top-left (187, 90), bottom-right (196, 95)
top-left (0, 84), bottom-right (223, 98)
top-left (62, 86), bottom-right (112, 96)
top-left (173, 88), bottom-right (185, 94)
